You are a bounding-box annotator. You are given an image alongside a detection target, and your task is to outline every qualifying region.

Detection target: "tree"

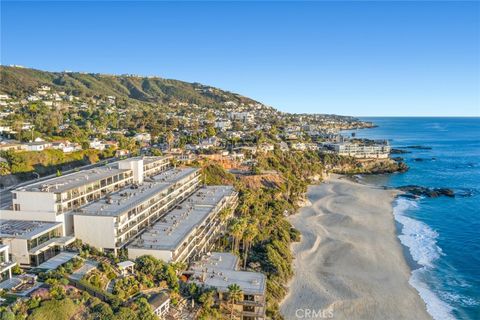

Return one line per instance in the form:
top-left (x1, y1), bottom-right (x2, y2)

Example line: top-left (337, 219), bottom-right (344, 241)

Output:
top-left (135, 255), bottom-right (162, 275)
top-left (198, 290), bottom-right (220, 320)
top-left (0, 310), bottom-right (15, 320)
top-left (205, 125), bottom-right (216, 138)
top-left (163, 264), bottom-right (179, 291)
top-left (166, 131), bottom-right (174, 151)
top-left (242, 223), bottom-right (258, 269)
top-left (11, 264), bottom-right (22, 275)
top-left (114, 307), bottom-right (138, 320)
top-left (92, 303), bottom-right (114, 320)
top-left (199, 290), bottom-right (215, 311)
top-left (228, 218), bottom-right (246, 253)
top-left (227, 284), bottom-right (243, 319)
top-left (136, 298), bottom-right (156, 320)
top-left (205, 111), bottom-right (215, 123)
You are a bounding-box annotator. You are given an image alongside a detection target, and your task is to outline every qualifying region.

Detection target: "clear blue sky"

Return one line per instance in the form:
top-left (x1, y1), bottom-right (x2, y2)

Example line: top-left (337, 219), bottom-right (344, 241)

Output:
top-left (1, 1), bottom-right (479, 116)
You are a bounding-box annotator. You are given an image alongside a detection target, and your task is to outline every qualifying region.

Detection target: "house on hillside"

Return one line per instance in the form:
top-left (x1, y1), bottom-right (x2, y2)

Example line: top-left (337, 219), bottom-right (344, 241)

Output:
top-left (147, 292), bottom-right (170, 319)
top-left (134, 133), bottom-right (152, 143)
top-left (23, 141), bottom-right (52, 152)
top-left (258, 143), bottom-right (274, 153)
top-left (291, 142), bottom-right (307, 151)
top-left (51, 140), bottom-right (81, 153)
top-left (278, 141), bottom-right (289, 152)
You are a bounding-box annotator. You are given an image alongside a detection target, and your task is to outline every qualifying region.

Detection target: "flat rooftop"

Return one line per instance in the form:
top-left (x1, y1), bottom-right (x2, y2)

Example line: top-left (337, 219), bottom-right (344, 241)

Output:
top-left (189, 252), bottom-right (266, 295)
top-left (16, 167), bottom-right (130, 193)
top-left (75, 168), bottom-right (200, 217)
top-left (149, 166), bottom-right (199, 183)
top-left (128, 186), bottom-right (235, 251)
top-left (0, 220), bottom-right (62, 239)
top-left (141, 156), bottom-right (171, 165)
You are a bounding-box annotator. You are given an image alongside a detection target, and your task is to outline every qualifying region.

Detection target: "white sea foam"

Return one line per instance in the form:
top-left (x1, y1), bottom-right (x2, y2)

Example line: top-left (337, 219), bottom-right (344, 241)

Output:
top-left (410, 269), bottom-right (456, 320)
top-left (393, 198), bottom-right (456, 320)
top-left (440, 291), bottom-right (480, 307)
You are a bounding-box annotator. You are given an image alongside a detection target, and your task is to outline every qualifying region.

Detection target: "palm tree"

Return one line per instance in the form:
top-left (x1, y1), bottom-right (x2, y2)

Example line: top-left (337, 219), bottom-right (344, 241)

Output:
top-left (166, 130), bottom-right (174, 151)
top-left (242, 223), bottom-right (258, 269)
top-left (228, 218), bottom-right (246, 253)
top-left (227, 283), bottom-right (243, 319)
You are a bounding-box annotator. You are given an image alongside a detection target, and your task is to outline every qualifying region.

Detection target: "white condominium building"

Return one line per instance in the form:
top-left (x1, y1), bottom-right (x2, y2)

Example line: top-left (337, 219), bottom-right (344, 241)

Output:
top-left (0, 244), bottom-right (17, 282)
top-left (8, 156), bottom-right (172, 235)
top-left (323, 142), bottom-right (391, 159)
top-left (73, 168), bottom-right (201, 253)
top-left (142, 156), bottom-right (173, 177)
top-left (188, 252), bottom-right (266, 320)
top-left (0, 220), bottom-right (74, 267)
top-left (128, 186), bottom-right (238, 263)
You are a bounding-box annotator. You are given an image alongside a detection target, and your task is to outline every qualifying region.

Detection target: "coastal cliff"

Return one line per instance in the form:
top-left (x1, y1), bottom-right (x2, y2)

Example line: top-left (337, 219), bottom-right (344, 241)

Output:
top-left (328, 157), bottom-right (408, 175)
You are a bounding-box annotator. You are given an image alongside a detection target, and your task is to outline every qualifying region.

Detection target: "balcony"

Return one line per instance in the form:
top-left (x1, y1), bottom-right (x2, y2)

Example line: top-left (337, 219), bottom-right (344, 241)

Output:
top-left (0, 260), bottom-right (17, 273)
top-left (237, 299), bottom-right (265, 307)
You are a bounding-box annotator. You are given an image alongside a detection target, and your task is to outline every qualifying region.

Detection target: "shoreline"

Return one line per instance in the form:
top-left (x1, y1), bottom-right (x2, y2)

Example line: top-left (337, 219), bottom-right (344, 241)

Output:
top-left (280, 174), bottom-right (431, 319)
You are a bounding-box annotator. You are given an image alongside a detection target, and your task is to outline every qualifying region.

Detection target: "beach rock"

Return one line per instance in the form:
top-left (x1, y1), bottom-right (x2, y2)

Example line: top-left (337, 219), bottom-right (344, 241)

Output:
top-left (436, 188), bottom-right (455, 197)
top-left (398, 193), bottom-right (420, 200)
top-left (390, 148), bottom-right (411, 154)
top-left (413, 158), bottom-right (437, 162)
top-left (413, 158), bottom-right (436, 162)
top-left (391, 157), bottom-right (404, 162)
top-left (296, 197), bottom-right (312, 207)
top-left (397, 185), bottom-right (455, 198)
top-left (399, 145), bottom-right (432, 150)
top-left (456, 188), bottom-right (476, 198)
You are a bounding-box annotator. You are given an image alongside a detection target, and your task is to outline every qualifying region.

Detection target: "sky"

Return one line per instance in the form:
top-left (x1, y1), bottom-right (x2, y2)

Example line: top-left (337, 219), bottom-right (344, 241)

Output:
top-left (1, 1), bottom-right (479, 116)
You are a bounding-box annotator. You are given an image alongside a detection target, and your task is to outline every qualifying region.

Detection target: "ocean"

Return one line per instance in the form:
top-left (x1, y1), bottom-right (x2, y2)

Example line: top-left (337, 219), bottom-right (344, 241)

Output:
top-left (344, 117), bottom-right (480, 320)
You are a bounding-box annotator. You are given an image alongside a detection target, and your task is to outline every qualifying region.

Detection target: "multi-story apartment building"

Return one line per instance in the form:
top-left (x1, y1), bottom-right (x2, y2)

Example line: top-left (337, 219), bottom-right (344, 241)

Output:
top-left (142, 156), bottom-right (172, 177)
top-left (7, 156), bottom-right (171, 236)
top-left (73, 168), bottom-right (201, 253)
top-left (188, 252), bottom-right (266, 320)
top-left (322, 141), bottom-right (391, 159)
top-left (128, 186), bottom-right (238, 263)
top-left (10, 167), bottom-right (134, 235)
top-left (0, 220), bottom-right (74, 267)
top-left (0, 244), bottom-right (17, 282)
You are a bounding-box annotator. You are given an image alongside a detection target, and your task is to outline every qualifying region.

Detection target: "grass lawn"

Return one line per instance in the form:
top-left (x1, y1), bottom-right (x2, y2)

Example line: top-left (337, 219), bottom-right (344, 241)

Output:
top-left (28, 298), bottom-right (81, 320)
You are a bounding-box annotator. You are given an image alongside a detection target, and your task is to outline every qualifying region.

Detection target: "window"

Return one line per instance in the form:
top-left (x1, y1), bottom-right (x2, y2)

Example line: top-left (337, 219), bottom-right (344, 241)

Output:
top-left (243, 305), bottom-right (255, 312)
top-left (244, 294), bottom-right (255, 301)
top-left (14, 204), bottom-right (20, 211)
top-left (12, 193), bottom-right (17, 199)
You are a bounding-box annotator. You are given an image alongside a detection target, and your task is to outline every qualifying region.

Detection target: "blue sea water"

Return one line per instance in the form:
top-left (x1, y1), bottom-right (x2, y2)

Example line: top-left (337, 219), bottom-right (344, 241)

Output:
top-left (345, 117), bottom-right (480, 320)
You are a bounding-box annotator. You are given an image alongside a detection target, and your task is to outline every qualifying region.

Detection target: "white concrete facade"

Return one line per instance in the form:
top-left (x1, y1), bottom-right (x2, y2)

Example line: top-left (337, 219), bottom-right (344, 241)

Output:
top-left (73, 168), bottom-right (201, 252)
top-left (0, 244), bottom-right (16, 282)
top-left (128, 186), bottom-right (238, 263)
top-left (0, 220), bottom-right (72, 267)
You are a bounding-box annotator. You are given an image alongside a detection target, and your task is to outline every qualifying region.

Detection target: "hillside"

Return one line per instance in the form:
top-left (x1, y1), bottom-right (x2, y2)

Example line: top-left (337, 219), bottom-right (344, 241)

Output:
top-left (0, 65), bottom-right (263, 108)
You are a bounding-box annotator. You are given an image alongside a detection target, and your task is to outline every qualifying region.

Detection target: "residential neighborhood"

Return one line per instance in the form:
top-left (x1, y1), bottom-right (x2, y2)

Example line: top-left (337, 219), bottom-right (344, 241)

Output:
top-left (0, 69), bottom-right (402, 320)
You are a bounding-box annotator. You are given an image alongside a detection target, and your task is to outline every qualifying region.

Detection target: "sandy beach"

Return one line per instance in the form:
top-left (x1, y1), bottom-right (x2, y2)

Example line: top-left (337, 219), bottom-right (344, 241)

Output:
top-left (280, 175), bottom-right (431, 320)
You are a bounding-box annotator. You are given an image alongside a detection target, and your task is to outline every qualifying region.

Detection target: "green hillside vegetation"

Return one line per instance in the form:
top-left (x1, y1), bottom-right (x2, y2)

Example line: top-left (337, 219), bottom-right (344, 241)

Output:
top-left (0, 149), bottom-right (113, 177)
top-left (202, 150), bottom-right (326, 318)
top-left (0, 66), bottom-right (259, 108)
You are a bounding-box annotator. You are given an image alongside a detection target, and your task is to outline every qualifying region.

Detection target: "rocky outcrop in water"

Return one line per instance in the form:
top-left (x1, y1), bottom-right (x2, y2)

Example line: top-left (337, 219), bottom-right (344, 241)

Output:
top-left (413, 158), bottom-right (436, 162)
top-left (398, 185), bottom-right (455, 198)
top-left (391, 148), bottom-right (411, 154)
top-left (399, 145), bottom-right (432, 150)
